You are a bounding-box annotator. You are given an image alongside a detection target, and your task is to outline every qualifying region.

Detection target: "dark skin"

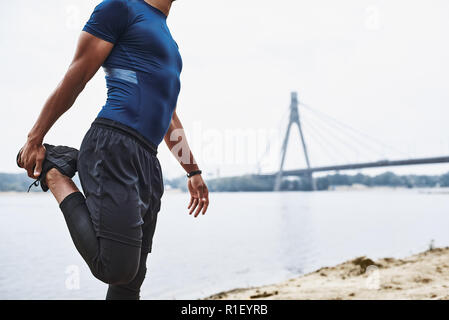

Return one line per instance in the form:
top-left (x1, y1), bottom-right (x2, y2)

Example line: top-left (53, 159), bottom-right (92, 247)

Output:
top-left (164, 111), bottom-right (209, 216)
top-left (18, 0), bottom-right (209, 217)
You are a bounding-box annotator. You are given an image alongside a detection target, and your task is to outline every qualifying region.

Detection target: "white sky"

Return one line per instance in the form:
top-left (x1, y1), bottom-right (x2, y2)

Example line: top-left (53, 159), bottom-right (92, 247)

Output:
top-left (1, 0), bottom-right (449, 179)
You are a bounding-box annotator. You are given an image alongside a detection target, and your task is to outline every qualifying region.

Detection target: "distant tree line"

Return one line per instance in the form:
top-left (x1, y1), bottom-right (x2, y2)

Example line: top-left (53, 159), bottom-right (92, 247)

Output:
top-left (2, 171), bottom-right (449, 192)
top-left (0, 173), bottom-right (81, 192)
top-left (0, 173), bottom-right (36, 192)
top-left (166, 171), bottom-right (449, 192)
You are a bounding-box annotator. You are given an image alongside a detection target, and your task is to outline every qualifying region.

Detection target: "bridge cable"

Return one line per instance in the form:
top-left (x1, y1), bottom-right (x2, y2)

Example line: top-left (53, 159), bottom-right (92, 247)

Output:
top-left (255, 103), bottom-right (292, 173)
top-left (301, 111), bottom-right (388, 161)
top-left (301, 115), bottom-right (355, 164)
top-left (302, 112), bottom-right (380, 162)
top-left (301, 103), bottom-right (410, 158)
top-left (300, 118), bottom-right (347, 165)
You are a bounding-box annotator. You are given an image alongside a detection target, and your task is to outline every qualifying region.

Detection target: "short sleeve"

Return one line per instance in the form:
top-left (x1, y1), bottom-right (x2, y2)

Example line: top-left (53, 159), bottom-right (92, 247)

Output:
top-left (82, 0), bottom-right (129, 44)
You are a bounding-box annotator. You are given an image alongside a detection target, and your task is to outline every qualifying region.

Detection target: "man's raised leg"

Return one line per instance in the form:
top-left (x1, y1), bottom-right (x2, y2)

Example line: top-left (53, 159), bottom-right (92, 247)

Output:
top-left (46, 168), bottom-right (141, 286)
top-left (46, 168), bottom-right (79, 204)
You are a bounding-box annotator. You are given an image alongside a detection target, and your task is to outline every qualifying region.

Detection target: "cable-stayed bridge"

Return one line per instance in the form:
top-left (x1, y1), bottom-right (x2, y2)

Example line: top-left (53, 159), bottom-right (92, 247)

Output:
top-left (257, 92), bottom-right (449, 191)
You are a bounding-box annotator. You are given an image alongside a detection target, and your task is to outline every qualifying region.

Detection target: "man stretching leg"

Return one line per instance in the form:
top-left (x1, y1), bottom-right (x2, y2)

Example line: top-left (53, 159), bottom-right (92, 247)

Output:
top-left (17, 0), bottom-right (209, 300)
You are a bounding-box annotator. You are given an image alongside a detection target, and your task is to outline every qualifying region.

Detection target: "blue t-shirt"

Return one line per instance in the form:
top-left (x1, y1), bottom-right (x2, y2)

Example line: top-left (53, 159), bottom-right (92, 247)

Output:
top-left (83, 0), bottom-right (182, 146)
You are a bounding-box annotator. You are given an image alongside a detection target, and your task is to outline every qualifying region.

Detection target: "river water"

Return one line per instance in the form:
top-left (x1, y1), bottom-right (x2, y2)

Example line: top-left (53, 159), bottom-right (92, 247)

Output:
top-left (0, 189), bottom-right (448, 299)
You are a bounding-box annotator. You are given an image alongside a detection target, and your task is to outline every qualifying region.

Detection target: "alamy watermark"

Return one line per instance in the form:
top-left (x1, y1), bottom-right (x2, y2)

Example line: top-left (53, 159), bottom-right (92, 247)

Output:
top-left (169, 121), bottom-right (282, 168)
top-left (365, 265), bottom-right (380, 290)
top-left (65, 265), bottom-right (80, 290)
top-left (364, 5), bottom-right (382, 31)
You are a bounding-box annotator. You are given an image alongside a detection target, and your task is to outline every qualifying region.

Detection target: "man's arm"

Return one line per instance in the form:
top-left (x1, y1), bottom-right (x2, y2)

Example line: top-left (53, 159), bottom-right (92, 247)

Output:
top-left (19, 32), bottom-right (114, 179)
top-left (164, 110), bottom-right (209, 217)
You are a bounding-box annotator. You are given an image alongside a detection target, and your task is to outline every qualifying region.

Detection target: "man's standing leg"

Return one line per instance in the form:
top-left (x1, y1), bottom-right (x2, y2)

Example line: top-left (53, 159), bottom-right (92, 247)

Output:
top-left (106, 152), bottom-right (164, 300)
top-left (106, 252), bottom-right (148, 300)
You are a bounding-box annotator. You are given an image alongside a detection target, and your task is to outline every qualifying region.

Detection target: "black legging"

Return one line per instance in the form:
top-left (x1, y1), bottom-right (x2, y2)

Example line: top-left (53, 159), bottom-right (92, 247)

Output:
top-left (60, 191), bottom-right (147, 300)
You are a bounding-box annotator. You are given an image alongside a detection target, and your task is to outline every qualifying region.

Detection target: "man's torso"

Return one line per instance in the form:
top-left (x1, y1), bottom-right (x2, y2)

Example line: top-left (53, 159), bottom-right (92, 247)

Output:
top-left (83, 0), bottom-right (183, 146)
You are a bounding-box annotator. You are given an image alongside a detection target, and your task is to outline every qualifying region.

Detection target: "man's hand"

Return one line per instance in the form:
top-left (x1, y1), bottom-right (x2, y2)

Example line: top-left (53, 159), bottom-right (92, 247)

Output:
top-left (187, 174), bottom-right (209, 217)
top-left (18, 140), bottom-right (46, 179)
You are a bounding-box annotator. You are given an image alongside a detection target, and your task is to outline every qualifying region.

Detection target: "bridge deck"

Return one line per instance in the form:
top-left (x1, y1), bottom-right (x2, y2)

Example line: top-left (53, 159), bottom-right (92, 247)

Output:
top-left (263, 156), bottom-right (449, 177)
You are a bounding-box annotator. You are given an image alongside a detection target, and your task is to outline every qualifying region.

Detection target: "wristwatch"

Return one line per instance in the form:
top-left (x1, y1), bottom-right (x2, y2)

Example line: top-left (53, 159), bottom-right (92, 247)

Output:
top-left (186, 170), bottom-right (202, 178)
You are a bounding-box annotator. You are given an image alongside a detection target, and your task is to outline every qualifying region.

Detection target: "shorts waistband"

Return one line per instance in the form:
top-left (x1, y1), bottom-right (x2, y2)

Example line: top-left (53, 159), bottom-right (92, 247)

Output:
top-left (92, 117), bottom-right (158, 156)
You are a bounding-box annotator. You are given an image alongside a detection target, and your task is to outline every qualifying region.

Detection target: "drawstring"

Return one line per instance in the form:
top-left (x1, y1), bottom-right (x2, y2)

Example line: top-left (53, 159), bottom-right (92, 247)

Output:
top-left (27, 180), bottom-right (40, 193)
top-left (18, 149), bottom-right (41, 192)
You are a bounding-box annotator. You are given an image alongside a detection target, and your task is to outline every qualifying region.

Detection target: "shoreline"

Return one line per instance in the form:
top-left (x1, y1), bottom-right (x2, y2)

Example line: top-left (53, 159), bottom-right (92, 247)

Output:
top-left (2, 186), bottom-right (449, 194)
top-left (206, 247), bottom-right (449, 300)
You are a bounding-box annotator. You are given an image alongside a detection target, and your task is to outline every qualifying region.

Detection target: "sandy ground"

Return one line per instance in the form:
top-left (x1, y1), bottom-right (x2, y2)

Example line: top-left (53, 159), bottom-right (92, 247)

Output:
top-left (207, 247), bottom-right (449, 300)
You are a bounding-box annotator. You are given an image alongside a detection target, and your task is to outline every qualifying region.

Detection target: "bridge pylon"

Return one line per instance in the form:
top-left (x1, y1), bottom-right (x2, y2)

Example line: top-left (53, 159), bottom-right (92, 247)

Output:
top-left (274, 92), bottom-right (316, 191)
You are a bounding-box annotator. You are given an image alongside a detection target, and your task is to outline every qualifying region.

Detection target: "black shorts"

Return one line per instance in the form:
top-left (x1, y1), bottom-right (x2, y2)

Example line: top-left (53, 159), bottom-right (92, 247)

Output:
top-left (77, 117), bottom-right (164, 253)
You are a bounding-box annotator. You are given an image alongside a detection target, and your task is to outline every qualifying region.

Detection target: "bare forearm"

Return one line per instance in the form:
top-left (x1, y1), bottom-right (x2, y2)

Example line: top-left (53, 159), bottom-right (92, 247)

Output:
top-left (164, 111), bottom-right (200, 173)
top-left (28, 62), bottom-right (87, 144)
top-left (164, 112), bottom-right (209, 216)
